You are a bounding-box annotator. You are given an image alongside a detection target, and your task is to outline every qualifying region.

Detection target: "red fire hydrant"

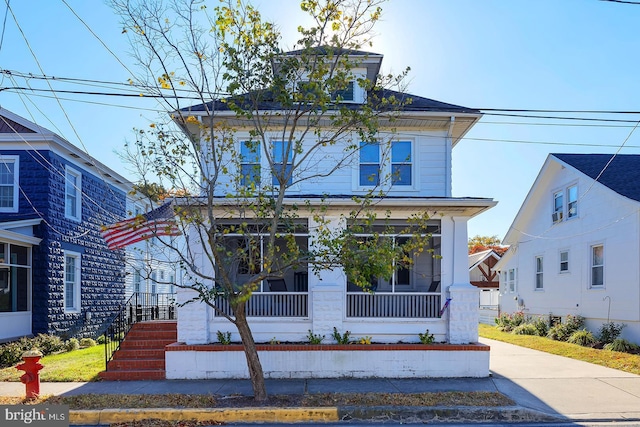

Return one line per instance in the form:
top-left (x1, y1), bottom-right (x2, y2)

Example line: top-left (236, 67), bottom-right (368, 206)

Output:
top-left (16, 349), bottom-right (43, 400)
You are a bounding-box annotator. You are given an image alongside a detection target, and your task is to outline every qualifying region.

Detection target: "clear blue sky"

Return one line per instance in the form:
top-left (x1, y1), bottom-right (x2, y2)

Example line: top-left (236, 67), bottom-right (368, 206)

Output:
top-left (1, 0), bottom-right (639, 241)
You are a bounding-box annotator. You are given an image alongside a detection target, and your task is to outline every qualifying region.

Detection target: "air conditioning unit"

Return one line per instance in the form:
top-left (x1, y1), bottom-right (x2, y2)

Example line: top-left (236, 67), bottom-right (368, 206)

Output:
top-left (552, 212), bottom-right (563, 223)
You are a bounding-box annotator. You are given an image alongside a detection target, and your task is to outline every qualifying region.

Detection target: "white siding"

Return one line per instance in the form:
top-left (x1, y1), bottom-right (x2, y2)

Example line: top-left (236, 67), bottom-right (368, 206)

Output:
top-left (499, 159), bottom-right (640, 344)
top-left (209, 130), bottom-right (450, 198)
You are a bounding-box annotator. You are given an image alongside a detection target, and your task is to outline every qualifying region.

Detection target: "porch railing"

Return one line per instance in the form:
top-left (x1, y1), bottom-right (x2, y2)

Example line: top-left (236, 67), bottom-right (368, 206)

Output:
top-left (103, 292), bottom-right (177, 369)
top-left (215, 292), bottom-right (308, 317)
top-left (346, 292), bottom-right (442, 318)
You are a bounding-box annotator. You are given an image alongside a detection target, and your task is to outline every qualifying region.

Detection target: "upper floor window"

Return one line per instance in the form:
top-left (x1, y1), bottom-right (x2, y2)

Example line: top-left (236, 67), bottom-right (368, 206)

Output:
top-left (271, 141), bottom-right (293, 186)
top-left (240, 140), bottom-right (261, 187)
top-left (332, 81), bottom-right (355, 102)
top-left (65, 167), bottom-right (82, 221)
top-left (64, 251), bottom-right (81, 312)
top-left (535, 256), bottom-right (544, 290)
top-left (359, 140), bottom-right (413, 187)
top-left (552, 191), bottom-right (563, 223)
top-left (391, 141), bottom-right (412, 186)
top-left (552, 184), bottom-right (578, 224)
top-left (567, 185), bottom-right (578, 218)
top-left (359, 141), bottom-right (380, 186)
top-left (0, 156), bottom-right (19, 213)
top-left (591, 244), bottom-right (604, 288)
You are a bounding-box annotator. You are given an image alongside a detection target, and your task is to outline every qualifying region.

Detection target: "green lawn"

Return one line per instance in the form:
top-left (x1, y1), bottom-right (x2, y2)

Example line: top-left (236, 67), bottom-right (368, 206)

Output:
top-left (479, 323), bottom-right (640, 375)
top-left (0, 345), bottom-right (104, 382)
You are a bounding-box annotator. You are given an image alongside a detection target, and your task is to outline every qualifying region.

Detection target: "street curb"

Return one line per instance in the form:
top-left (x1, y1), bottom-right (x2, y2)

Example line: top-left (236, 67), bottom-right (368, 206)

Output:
top-left (69, 406), bottom-right (561, 425)
top-left (339, 405), bottom-right (562, 423)
top-left (70, 407), bottom-right (340, 425)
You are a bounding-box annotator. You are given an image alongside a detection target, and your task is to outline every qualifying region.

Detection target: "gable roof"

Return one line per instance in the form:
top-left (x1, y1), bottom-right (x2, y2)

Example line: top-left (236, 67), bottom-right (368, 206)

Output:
top-left (468, 249), bottom-right (501, 270)
top-left (0, 108), bottom-right (131, 191)
top-left (552, 154), bottom-right (640, 203)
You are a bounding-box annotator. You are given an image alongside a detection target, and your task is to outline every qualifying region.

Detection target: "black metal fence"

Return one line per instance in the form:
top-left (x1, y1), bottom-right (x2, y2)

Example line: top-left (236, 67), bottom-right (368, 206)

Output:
top-left (103, 292), bottom-right (176, 369)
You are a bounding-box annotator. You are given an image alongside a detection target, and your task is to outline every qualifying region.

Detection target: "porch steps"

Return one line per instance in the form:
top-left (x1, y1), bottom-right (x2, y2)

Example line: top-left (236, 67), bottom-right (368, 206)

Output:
top-left (99, 320), bottom-right (177, 381)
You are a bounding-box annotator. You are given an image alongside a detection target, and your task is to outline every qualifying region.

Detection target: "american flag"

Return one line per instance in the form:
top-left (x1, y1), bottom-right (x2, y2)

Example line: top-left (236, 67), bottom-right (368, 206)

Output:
top-left (101, 202), bottom-right (181, 250)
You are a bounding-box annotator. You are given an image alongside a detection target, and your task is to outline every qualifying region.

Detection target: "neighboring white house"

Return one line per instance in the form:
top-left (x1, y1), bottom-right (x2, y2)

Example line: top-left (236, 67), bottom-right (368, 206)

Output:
top-left (166, 48), bottom-right (496, 379)
top-left (496, 153), bottom-right (640, 344)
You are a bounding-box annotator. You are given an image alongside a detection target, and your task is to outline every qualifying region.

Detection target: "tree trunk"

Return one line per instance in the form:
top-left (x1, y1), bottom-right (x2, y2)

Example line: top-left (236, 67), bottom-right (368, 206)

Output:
top-left (234, 303), bottom-right (268, 401)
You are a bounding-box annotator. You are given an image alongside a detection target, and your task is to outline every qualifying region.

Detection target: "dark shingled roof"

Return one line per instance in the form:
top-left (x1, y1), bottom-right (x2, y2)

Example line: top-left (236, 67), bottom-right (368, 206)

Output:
top-left (182, 88), bottom-right (479, 115)
top-left (0, 115), bottom-right (35, 133)
top-left (553, 153), bottom-right (640, 202)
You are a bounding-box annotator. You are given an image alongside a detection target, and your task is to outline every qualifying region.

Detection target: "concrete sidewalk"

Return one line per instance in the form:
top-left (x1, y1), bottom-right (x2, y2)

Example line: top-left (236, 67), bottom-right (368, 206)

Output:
top-left (483, 337), bottom-right (640, 422)
top-left (1, 337), bottom-right (639, 423)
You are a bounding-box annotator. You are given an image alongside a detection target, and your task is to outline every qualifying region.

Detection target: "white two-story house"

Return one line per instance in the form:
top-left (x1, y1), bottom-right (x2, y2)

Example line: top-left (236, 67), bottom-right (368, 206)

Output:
top-left (165, 49), bottom-right (496, 379)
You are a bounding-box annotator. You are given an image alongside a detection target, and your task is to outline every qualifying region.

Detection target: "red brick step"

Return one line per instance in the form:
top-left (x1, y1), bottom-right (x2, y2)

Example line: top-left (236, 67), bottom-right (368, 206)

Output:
top-left (99, 320), bottom-right (177, 381)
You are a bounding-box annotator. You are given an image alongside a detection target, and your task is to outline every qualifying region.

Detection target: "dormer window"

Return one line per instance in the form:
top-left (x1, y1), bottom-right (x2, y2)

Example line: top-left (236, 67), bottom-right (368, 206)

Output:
top-left (332, 81), bottom-right (355, 102)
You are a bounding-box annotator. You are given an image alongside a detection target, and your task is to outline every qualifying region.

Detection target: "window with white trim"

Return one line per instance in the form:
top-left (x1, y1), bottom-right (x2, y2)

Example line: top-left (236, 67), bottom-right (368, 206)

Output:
top-left (567, 185), bottom-right (578, 219)
top-left (0, 242), bottom-right (31, 312)
top-left (391, 141), bottom-right (412, 186)
top-left (151, 271), bottom-right (157, 294)
top-left (64, 251), bottom-right (81, 312)
top-left (559, 250), bottom-right (569, 273)
top-left (359, 141), bottom-right (380, 186)
top-left (552, 184), bottom-right (579, 224)
top-left (332, 81), bottom-right (355, 102)
top-left (0, 156), bottom-right (19, 212)
top-left (507, 268), bottom-right (517, 293)
top-left (535, 256), bottom-right (544, 290)
top-left (65, 167), bottom-right (82, 221)
top-left (552, 191), bottom-right (563, 223)
top-left (271, 141), bottom-right (292, 186)
top-left (591, 244), bottom-right (604, 287)
top-left (359, 140), bottom-right (413, 187)
top-left (240, 140), bottom-right (261, 186)
top-left (133, 269), bottom-right (142, 293)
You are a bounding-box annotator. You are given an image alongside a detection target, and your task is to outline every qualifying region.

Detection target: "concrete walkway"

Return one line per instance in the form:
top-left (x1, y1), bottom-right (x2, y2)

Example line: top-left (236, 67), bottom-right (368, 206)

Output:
top-left (1, 337), bottom-right (639, 423)
top-left (482, 337), bottom-right (640, 422)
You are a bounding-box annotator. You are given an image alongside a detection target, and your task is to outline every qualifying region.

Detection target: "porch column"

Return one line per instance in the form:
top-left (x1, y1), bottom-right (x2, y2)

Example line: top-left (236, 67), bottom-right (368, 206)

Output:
top-left (176, 230), bottom-right (211, 344)
top-left (446, 216), bottom-right (479, 344)
top-left (309, 216), bottom-right (345, 337)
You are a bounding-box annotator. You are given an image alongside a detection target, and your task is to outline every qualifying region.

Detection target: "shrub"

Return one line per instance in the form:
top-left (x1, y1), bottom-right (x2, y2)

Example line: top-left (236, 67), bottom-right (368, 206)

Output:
top-left (306, 330), bottom-right (325, 345)
top-left (216, 331), bottom-right (232, 345)
top-left (32, 334), bottom-right (65, 355)
top-left (495, 311), bottom-right (526, 332)
top-left (65, 338), bottom-right (80, 352)
top-left (512, 324), bottom-right (537, 335)
top-left (598, 322), bottom-right (625, 345)
top-left (79, 338), bottom-right (96, 348)
top-left (332, 327), bottom-right (351, 344)
top-left (547, 315), bottom-right (585, 341)
top-left (567, 329), bottom-right (596, 347)
top-left (0, 341), bottom-right (24, 368)
top-left (418, 329), bottom-right (435, 344)
top-left (531, 316), bottom-right (549, 337)
top-left (604, 339), bottom-right (640, 353)
top-left (96, 335), bottom-right (109, 345)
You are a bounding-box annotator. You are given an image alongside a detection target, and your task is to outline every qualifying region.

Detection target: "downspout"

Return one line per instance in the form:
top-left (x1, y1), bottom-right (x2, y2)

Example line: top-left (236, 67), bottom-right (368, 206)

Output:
top-left (446, 116), bottom-right (455, 197)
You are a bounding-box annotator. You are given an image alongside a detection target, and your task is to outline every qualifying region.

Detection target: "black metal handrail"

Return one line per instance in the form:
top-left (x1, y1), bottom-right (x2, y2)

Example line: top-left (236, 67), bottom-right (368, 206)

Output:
top-left (103, 292), bottom-right (177, 370)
